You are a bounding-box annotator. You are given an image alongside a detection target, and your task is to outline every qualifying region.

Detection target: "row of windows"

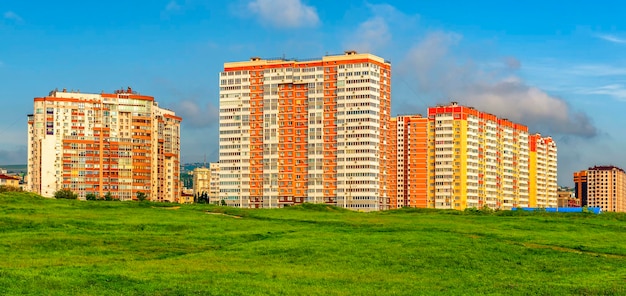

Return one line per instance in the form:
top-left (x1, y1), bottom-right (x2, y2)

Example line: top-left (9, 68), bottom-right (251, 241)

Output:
top-left (340, 134), bottom-right (377, 139)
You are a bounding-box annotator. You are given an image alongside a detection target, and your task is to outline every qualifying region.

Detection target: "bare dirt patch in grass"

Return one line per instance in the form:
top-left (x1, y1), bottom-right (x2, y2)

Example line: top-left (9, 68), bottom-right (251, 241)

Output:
top-left (206, 212), bottom-right (241, 218)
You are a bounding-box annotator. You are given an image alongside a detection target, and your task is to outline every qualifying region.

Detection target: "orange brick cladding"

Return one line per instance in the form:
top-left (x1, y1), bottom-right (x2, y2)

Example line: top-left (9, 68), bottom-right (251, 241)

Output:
top-left (27, 87), bottom-right (181, 202)
top-left (219, 52), bottom-right (391, 211)
top-left (391, 115), bottom-right (429, 208)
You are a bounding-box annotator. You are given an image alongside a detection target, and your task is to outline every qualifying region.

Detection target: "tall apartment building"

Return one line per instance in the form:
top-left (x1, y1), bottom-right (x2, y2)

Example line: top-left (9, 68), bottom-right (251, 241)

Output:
top-left (209, 162), bottom-right (220, 204)
top-left (529, 135), bottom-right (558, 207)
top-left (389, 102), bottom-right (557, 211)
top-left (391, 115), bottom-right (429, 208)
top-left (27, 87), bottom-right (182, 202)
top-left (426, 102), bottom-right (532, 210)
top-left (219, 51), bottom-right (391, 211)
top-left (573, 170), bottom-right (587, 206)
top-left (574, 166), bottom-right (626, 212)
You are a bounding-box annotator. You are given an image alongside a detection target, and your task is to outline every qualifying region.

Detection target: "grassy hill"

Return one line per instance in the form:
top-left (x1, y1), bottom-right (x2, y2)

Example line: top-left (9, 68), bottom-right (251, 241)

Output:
top-left (1, 192), bottom-right (625, 295)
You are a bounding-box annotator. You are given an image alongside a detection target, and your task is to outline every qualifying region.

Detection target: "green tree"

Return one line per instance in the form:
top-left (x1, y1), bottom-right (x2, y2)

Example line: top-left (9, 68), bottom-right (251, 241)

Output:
top-left (85, 193), bottom-right (97, 201)
top-left (136, 191), bottom-right (147, 202)
top-left (54, 188), bottom-right (78, 200)
top-left (198, 192), bottom-right (208, 204)
top-left (220, 199), bottom-right (227, 206)
top-left (104, 191), bottom-right (113, 201)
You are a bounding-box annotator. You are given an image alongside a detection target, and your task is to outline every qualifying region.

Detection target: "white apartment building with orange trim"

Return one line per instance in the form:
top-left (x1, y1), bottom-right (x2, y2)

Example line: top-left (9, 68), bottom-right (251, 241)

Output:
top-left (219, 51), bottom-right (392, 211)
top-left (27, 87), bottom-right (181, 202)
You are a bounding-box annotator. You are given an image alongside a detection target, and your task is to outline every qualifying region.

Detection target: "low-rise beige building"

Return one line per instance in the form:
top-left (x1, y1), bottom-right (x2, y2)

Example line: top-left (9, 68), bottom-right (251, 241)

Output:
top-left (192, 167), bottom-right (210, 200)
top-left (0, 174), bottom-right (21, 188)
top-left (192, 163), bottom-right (220, 204)
top-left (557, 188), bottom-right (577, 207)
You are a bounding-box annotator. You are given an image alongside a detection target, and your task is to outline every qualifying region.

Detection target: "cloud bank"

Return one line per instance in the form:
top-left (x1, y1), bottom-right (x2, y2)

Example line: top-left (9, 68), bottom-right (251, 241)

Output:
top-left (247, 0), bottom-right (319, 28)
top-left (3, 11), bottom-right (22, 23)
top-left (343, 4), bottom-right (417, 54)
top-left (596, 34), bottom-right (626, 44)
top-left (399, 31), bottom-right (598, 138)
top-left (171, 100), bottom-right (219, 128)
top-left (0, 146), bottom-right (26, 165)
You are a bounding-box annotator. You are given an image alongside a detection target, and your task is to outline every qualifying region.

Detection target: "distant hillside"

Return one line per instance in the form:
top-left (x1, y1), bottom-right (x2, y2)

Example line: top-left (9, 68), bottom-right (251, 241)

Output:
top-left (181, 162), bottom-right (210, 173)
top-left (0, 164), bottom-right (27, 174)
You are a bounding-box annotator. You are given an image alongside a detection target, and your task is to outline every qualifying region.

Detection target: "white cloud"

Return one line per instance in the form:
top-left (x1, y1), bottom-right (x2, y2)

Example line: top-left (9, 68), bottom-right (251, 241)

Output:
top-left (577, 84), bottom-right (626, 101)
top-left (3, 11), bottom-right (23, 23)
top-left (344, 17), bottom-right (390, 53)
top-left (503, 56), bottom-right (521, 70)
top-left (165, 1), bottom-right (182, 12)
top-left (522, 62), bottom-right (626, 102)
top-left (171, 100), bottom-right (219, 128)
top-left (343, 4), bottom-right (417, 54)
top-left (596, 34), bottom-right (626, 44)
top-left (398, 31), bottom-right (598, 138)
top-left (161, 0), bottom-right (184, 19)
top-left (247, 0), bottom-right (319, 28)
top-left (567, 64), bottom-right (626, 77)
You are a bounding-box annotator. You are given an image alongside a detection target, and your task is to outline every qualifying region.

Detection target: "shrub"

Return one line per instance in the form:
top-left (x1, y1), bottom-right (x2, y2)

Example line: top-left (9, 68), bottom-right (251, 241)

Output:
top-left (463, 205), bottom-right (495, 215)
top-left (85, 193), bottom-right (98, 201)
top-left (0, 185), bottom-right (23, 193)
top-left (104, 192), bottom-right (113, 201)
top-left (54, 188), bottom-right (78, 200)
top-left (136, 191), bottom-right (147, 202)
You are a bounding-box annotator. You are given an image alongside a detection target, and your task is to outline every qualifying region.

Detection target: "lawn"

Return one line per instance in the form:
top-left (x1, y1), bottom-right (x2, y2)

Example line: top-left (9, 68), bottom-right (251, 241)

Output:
top-left (1, 192), bottom-right (625, 295)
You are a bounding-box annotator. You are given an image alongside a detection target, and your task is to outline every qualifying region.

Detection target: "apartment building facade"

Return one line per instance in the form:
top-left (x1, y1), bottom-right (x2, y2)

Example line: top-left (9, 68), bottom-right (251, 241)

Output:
top-left (390, 115), bottom-right (429, 208)
top-left (191, 162), bottom-right (220, 204)
top-left (426, 103), bottom-right (532, 210)
top-left (529, 134), bottom-right (558, 207)
top-left (209, 162), bottom-right (220, 204)
top-left (574, 166), bottom-right (626, 212)
top-left (27, 87), bottom-right (182, 201)
top-left (389, 102), bottom-right (558, 211)
top-left (573, 170), bottom-right (588, 206)
top-left (192, 167), bottom-right (210, 197)
top-left (219, 51), bottom-right (391, 211)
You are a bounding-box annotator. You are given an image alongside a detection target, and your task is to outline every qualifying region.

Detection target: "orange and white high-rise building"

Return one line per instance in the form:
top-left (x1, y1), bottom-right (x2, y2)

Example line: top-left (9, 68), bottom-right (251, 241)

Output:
top-left (425, 102), bottom-right (532, 210)
top-left (391, 115), bottom-right (429, 208)
top-left (529, 134), bottom-right (558, 207)
top-left (389, 102), bottom-right (559, 211)
top-left (218, 51), bottom-right (391, 211)
top-left (27, 87), bottom-right (182, 202)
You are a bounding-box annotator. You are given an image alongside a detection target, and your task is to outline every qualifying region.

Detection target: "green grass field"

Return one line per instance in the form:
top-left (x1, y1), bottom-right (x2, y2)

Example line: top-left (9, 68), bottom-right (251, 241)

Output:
top-left (1, 192), bottom-right (625, 295)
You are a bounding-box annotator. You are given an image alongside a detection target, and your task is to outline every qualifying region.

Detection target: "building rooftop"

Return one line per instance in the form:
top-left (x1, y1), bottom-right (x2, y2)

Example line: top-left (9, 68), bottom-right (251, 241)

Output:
top-left (588, 165), bottom-right (625, 173)
top-left (0, 174), bottom-right (20, 180)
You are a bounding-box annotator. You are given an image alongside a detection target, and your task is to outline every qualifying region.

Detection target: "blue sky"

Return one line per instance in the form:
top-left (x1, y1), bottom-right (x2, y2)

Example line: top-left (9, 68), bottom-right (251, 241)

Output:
top-left (1, 0), bottom-right (625, 186)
